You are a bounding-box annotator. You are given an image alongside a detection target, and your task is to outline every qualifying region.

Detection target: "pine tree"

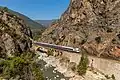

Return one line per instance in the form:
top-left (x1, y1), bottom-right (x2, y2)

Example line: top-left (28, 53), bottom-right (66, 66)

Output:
top-left (77, 53), bottom-right (89, 75)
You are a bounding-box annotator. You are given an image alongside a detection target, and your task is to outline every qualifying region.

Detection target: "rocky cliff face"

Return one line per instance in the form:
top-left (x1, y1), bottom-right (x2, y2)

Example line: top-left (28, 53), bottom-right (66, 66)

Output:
top-left (0, 8), bottom-right (32, 58)
top-left (41, 0), bottom-right (120, 60)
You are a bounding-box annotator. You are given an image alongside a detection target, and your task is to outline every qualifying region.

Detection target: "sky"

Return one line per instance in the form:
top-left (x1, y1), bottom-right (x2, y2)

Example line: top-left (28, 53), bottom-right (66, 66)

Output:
top-left (0, 0), bottom-right (70, 20)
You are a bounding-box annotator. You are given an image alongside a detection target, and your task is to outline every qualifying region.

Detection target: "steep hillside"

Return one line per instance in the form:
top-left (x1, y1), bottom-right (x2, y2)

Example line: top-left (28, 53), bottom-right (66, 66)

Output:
top-left (41, 0), bottom-right (120, 60)
top-left (0, 6), bottom-right (46, 40)
top-left (0, 6), bottom-right (44, 29)
top-left (0, 7), bottom-right (32, 57)
top-left (0, 7), bottom-right (44, 80)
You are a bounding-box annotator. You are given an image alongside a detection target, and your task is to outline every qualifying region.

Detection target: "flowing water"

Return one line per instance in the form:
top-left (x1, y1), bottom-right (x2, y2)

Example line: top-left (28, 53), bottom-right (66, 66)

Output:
top-left (38, 56), bottom-right (70, 80)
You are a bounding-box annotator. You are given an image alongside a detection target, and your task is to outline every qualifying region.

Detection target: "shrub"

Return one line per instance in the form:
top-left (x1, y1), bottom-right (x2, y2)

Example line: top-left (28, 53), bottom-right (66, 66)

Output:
top-left (0, 52), bottom-right (44, 80)
top-left (47, 48), bottom-right (54, 56)
top-left (81, 39), bottom-right (86, 45)
top-left (107, 28), bottom-right (113, 33)
top-left (95, 36), bottom-right (101, 44)
top-left (77, 53), bottom-right (89, 75)
top-left (112, 39), bottom-right (117, 44)
top-left (117, 34), bottom-right (120, 39)
top-left (3, 7), bottom-right (9, 12)
top-left (111, 74), bottom-right (116, 80)
top-left (105, 75), bottom-right (110, 79)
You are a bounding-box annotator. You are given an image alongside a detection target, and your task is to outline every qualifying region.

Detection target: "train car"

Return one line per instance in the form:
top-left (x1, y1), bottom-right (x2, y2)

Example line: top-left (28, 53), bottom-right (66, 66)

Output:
top-left (34, 42), bottom-right (80, 53)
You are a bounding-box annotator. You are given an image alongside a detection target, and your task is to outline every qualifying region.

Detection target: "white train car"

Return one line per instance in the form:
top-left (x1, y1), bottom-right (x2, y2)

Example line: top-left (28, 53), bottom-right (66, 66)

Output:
top-left (34, 42), bottom-right (80, 53)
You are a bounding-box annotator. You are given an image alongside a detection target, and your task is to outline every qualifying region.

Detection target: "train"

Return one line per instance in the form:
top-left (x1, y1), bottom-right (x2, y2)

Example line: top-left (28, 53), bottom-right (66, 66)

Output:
top-left (34, 42), bottom-right (80, 53)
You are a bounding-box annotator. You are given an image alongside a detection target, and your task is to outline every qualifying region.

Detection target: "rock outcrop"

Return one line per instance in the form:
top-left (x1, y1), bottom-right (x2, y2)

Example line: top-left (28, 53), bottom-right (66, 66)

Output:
top-left (41, 0), bottom-right (120, 60)
top-left (0, 8), bottom-right (32, 58)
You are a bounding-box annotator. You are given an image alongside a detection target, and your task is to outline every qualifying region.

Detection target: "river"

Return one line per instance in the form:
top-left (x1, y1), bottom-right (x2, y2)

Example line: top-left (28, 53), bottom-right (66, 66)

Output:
top-left (37, 51), bottom-right (120, 80)
top-left (37, 53), bottom-right (70, 80)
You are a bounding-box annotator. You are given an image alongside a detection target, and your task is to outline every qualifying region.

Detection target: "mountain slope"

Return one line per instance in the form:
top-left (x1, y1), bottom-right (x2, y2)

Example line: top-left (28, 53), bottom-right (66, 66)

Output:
top-left (0, 6), bottom-right (44, 29)
top-left (0, 8), bottom-right (44, 80)
top-left (40, 0), bottom-right (120, 60)
top-left (0, 7), bottom-right (32, 57)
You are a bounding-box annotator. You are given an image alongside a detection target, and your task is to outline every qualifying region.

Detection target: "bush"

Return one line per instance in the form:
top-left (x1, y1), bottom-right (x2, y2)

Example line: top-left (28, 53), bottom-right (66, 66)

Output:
top-left (81, 39), bottom-right (86, 45)
top-left (3, 7), bottom-right (9, 12)
top-left (47, 48), bottom-right (54, 56)
top-left (105, 75), bottom-right (110, 79)
top-left (0, 52), bottom-right (44, 80)
top-left (95, 36), bottom-right (102, 44)
top-left (107, 28), bottom-right (113, 33)
top-left (111, 74), bottom-right (116, 80)
top-left (112, 39), bottom-right (117, 44)
top-left (77, 53), bottom-right (89, 75)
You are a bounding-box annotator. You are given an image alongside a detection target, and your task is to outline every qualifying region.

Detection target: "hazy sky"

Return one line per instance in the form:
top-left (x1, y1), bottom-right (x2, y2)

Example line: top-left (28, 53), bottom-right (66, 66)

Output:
top-left (0, 0), bottom-right (70, 20)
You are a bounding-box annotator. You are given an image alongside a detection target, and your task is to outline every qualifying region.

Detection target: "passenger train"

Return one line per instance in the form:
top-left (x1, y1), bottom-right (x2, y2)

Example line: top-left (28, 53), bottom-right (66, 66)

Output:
top-left (34, 42), bottom-right (80, 53)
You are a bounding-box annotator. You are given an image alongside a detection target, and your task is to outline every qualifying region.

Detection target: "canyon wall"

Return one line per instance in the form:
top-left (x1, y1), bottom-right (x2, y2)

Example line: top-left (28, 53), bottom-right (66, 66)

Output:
top-left (41, 0), bottom-right (120, 60)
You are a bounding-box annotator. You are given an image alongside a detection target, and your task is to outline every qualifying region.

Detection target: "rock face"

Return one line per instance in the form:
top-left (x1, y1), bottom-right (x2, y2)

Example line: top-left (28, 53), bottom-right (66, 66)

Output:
top-left (0, 8), bottom-right (32, 58)
top-left (41, 0), bottom-right (120, 60)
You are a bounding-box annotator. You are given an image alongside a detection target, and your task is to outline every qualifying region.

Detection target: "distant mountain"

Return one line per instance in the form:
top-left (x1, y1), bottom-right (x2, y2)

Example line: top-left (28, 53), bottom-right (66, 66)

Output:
top-left (35, 20), bottom-right (57, 27)
top-left (0, 6), bottom-right (44, 29)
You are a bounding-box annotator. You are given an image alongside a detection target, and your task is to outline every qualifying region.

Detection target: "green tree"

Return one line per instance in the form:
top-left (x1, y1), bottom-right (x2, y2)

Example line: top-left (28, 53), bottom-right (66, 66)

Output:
top-left (0, 52), bottom-right (44, 80)
top-left (3, 7), bottom-right (9, 12)
top-left (77, 53), bottom-right (89, 75)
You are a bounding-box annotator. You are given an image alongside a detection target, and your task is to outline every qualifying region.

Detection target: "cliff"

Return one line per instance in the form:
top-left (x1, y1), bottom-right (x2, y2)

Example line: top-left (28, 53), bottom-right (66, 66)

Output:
top-left (41, 0), bottom-right (120, 60)
top-left (0, 8), bottom-right (32, 58)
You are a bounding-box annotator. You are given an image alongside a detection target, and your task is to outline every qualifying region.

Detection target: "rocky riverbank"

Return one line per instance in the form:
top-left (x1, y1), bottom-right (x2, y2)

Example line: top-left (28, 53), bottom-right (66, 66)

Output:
top-left (37, 51), bottom-right (115, 80)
